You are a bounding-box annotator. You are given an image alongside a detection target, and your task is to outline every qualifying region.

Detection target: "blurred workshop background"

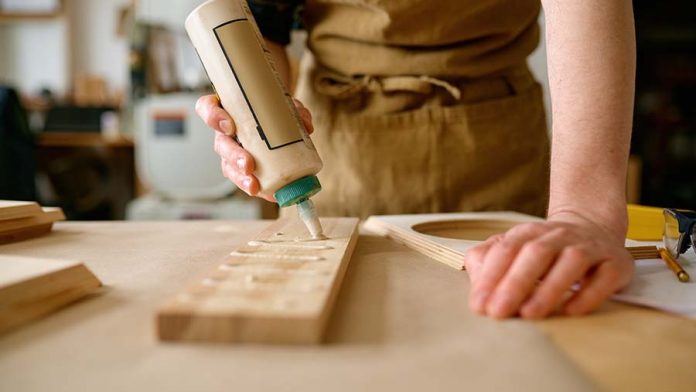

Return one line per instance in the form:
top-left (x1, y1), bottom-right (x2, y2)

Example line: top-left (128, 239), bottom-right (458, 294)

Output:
top-left (0, 0), bottom-right (694, 221)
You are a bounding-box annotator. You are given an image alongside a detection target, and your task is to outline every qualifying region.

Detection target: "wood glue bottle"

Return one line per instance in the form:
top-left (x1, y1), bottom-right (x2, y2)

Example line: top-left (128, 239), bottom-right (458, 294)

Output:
top-left (186, 0), bottom-right (325, 238)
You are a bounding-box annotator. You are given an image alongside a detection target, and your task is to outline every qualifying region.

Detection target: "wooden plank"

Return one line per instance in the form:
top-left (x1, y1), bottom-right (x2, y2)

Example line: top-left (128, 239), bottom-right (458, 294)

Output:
top-left (0, 256), bottom-right (102, 335)
top-left (364, 213), bottom-right (664, 270)
top-left (0, 207), bottom-right (64, 245)
top-left (0, 207), bottom-right (65, 235)
top-left (0, 223), bottom-right (54, 245)
top-left (157, 217), bottom-right (360, 344)
top-left (0, 200), bottom-right (42, 221)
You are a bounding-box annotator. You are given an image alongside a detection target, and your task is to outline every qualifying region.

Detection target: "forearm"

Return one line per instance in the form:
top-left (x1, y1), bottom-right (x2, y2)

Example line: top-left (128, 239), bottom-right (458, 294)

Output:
top-left (542, 0), bottom-right (636, 238)
top-left (248, 0), bottom-right (300, 89)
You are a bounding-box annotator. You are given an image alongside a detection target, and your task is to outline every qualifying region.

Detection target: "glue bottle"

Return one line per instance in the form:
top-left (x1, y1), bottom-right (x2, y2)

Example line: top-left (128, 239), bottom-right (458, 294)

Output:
top-left (186, 0), bottom-right (324, 238)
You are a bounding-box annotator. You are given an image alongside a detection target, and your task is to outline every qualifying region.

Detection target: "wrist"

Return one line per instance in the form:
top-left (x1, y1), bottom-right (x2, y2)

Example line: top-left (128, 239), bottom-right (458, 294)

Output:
top-left (548, 180), bottom-right (629, 241)
top-left (547, 205), bottom-right (628, 243)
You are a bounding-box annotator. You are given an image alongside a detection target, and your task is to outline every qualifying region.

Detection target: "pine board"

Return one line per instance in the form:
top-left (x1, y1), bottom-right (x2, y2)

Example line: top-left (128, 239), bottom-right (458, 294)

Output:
top-left (0, 207), bottom-right (65, 233)
top-left (0, 200), bottom-right (42, 221)
top-left (0, 207), bottom-right (66, 245)
top-left (0, 256), bottom-right (102, 335)
top-left (0, 223), bottom-right (54, 245)
top-left (157, 217), bottom-right (360, 344)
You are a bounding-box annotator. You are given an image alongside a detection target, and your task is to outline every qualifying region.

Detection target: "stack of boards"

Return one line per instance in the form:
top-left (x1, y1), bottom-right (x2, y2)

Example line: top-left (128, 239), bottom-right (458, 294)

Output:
top-left (0, 200), bottom-right (102, 335)
top-left (0, 200), bottom-right (66, 245)
top-left (158, 217), bottom-right (359, 344)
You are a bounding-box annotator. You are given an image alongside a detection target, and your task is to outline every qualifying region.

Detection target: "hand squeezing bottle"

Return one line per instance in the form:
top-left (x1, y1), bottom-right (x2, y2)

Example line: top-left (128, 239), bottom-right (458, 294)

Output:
top-left (186, 0), bottom-right (324, 238)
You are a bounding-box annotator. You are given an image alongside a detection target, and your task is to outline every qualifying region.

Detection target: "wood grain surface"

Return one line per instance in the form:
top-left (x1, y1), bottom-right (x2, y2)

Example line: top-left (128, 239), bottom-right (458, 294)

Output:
top-left (158, 218), bottom-right (360, 344)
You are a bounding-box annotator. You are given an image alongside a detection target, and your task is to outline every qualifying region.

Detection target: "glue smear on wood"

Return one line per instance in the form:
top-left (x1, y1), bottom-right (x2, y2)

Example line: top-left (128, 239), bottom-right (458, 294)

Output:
top-left (229, 251), bottom-right (325, 261)
top-left (247, 240), bottom-right (333, 250)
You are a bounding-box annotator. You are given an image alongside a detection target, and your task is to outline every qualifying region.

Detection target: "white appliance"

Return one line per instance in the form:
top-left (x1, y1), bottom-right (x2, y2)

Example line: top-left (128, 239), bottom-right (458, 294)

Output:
top-left (134, 93), bottom-right (233, 200)
top-left (127, 194), bottom-right (262, 220)
top-left (127, 3), bottom-right (264, 220)
top-left (128, 93), bottom-right (262, 220)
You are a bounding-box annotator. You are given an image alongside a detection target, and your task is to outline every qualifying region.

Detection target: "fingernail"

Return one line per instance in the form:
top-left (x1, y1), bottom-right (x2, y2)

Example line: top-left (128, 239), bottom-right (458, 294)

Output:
top-left (219, 120), bottom-right (232, 134)
top-left (563, 304), bottom-right (582, 316)
top-left (471, 291), bottom-right (490, 313)
top-left (237, 157), bottom-right (246, 170)
top-left (488, 296), bottom-right (513, 318)
top-left (522, 300), bottom-right (543, 319)
top-left (242, 178), bottom-right (252, 191)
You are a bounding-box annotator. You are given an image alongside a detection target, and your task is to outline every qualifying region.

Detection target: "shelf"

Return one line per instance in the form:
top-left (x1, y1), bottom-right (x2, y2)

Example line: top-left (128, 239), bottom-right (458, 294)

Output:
top-left (38, 132), bottom-right (134, 148)
top-left (0, 0), bottom-right (64, 23)
top-left (0, 12), bottom-right (62, 22)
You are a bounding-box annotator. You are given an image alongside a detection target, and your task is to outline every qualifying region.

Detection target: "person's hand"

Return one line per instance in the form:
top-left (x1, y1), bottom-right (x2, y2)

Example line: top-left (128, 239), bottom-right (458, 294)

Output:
top-left (463, 211), bottom-right (634, 319)
top-left (195, 94), bottom-right (315, 202)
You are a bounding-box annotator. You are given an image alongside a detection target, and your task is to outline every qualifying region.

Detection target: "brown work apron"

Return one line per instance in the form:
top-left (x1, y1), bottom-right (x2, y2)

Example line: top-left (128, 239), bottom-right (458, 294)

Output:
top-left (292, 2), bottom-right (550, 219)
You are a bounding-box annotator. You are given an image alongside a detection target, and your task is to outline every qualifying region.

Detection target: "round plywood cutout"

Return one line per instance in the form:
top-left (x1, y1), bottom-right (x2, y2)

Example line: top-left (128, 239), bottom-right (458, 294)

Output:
top-left (411, 219), bottom-right (521, 241)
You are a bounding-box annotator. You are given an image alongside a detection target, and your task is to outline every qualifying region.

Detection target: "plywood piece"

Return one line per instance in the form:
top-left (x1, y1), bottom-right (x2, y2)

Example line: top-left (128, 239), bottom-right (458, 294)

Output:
top-left (0, 200), bottom-right (42, 221)
top-left (157, 217), bottom-right (360, 344)
top-left (0, 256), bottom-right (102, 335)
top-left (365, 213), bottom-right (666, 270)
top-left (364, 212), bottom-right (540, 270)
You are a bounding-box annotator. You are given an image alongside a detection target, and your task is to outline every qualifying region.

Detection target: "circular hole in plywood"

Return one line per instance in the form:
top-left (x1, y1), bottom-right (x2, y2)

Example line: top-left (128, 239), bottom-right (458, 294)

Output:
top-left (411, 220), bottom-right (521, 241)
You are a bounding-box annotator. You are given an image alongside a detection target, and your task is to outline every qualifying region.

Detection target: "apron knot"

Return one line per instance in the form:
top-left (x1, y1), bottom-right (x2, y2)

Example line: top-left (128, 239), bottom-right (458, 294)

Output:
top-left (315, 71), bottom-right (462, 101)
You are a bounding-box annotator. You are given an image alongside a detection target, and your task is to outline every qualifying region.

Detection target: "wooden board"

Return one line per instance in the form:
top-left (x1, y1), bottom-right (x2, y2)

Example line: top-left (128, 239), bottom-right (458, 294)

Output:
top-left (0, 207), bottom-right (66, 245)
top-left (0, 223), bottom-right (54, 245)
top-left (157, 217), bottom-right (360, 344)
top-left (364, 212), bottom-right (663, 270)
top-left (0, 200), bottom-right (42, 221)
top-left (0, 256), bottom-right (102, 335)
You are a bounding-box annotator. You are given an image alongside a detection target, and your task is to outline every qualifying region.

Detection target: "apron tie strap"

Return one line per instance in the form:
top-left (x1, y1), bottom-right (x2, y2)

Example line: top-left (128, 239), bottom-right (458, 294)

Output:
top-left (315, 71), bottom-right (462, 101)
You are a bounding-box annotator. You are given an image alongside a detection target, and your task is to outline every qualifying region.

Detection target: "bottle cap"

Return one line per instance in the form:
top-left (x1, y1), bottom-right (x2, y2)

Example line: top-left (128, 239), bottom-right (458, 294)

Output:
top-left (274, 176), bottom-right (322, 208)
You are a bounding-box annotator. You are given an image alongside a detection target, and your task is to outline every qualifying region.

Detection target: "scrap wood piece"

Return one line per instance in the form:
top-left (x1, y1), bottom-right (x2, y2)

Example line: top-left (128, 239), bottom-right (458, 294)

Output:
top-left (0, 224), bottom-right (54, 245)
top-left (157, 217), bottom-right (360, 344)
top-left (626, 246), bottom-right (660, 260)
top-left (0, 256), bottom-right (102, 335)
top-left (0, 200), bottom-right (42, 221)
top-left (0, 207), bottom-right (66, 245)
top-left (364, 213), bottom-right (664, 270)
top-left (0, 207), bottom-right (65, 233)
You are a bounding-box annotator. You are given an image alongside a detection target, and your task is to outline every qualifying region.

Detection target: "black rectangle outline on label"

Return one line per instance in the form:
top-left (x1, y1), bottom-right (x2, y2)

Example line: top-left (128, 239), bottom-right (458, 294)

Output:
top-left (213, 19), bottom-right (303, 151)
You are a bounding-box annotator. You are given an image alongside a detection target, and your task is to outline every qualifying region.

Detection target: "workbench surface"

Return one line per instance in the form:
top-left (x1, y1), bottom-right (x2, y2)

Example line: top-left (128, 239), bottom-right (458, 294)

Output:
top-left (0, 221), bottom-right (694, 391)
